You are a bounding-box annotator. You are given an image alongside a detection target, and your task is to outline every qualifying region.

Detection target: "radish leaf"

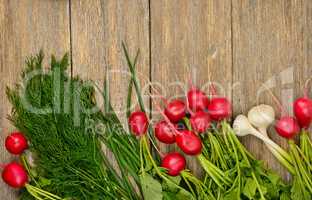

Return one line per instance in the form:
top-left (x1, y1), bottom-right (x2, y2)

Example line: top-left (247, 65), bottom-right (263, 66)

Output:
top-left (243, 178), bottom-right (257, 199)
top-left (140, 174), bottom-right (163, 200)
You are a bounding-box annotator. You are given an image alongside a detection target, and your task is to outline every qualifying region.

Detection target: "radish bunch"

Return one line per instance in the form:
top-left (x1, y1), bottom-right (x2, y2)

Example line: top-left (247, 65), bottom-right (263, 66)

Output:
top-left (154, 97), bottom-right (204, 157)
top-left (2, 131), bottom-right (62, 200)
top-left (153, 84), bottom-right (231, 157)
top-left (129, 79), bottom-right (232, 178)
top-left (2, 131), bottom-right (29, 188)
top-left (129, 110), bottom-right (189, 176)
top-left (128, 110), bottom-right (213, 199)
top-left (127, 80), bottom-right (232, 199)
top-left (150, 83), bottom-right (237, 194)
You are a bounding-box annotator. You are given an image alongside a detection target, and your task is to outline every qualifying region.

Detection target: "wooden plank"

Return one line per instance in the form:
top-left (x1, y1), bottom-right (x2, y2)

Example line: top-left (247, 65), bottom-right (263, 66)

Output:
top-left (232, 0), bottom-right (306, 180)
top-left (301, 0), bottom-right (312, 135)
top-left (70, 0), bottom-right (150, 166)
top-left (150, 0), bottom-right (232, 175)
top-left (0, 0), bottom-right (70, 198)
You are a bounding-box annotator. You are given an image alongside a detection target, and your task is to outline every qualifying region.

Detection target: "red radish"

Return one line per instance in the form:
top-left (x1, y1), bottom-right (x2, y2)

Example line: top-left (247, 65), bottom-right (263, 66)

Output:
top-left (187, 87), bottom-right (210, 112)
top-left (190, 111), bottom-right (211, 133)
top-left (262, 85), bottom-right (301, 139)
top-left (2, 162), bottom-right (28, 188)
top-left (207, 97), bottom-right (232, 121)
top-left (275, 116), bottom-right (300, 139)
top-left (294, 97), bottom-right (312, 128)
top-left (176, 130), bottom-right (202, 155)
top-left (5, 132), bottom-right (28, 155)
top-left (293, 81), bottom-right (312, 129)
top-left (128, 111), bottom-right (149, 136)
top-left (161, 152), bottom-right (186, 176)
top-left (164, 99), bottom-right (186, 123)
top-left (154, 103), bottom-right (202, 155)
top-left (155, 121), bottom-right (176, 144)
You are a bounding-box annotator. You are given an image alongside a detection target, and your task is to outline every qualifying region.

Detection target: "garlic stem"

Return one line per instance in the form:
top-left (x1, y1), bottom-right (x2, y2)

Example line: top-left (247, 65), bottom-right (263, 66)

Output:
top-left (257, 127), bottom-right (292, 164)
top-left (250, 128), bottom-right (295, 174)
top-left (267, 145), bottom-right (295, 175)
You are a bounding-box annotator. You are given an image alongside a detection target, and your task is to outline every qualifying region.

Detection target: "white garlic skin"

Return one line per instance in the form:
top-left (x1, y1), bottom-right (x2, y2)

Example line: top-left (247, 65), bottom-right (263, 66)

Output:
top-left (248, 104), bottom-right (275, 129)
top-left (233, 115), bottom-right (253, 137)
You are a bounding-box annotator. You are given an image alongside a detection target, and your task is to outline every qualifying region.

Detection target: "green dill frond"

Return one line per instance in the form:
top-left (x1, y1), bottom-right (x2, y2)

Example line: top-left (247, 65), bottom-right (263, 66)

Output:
top-left (7, 52), bottom-right (141, 200)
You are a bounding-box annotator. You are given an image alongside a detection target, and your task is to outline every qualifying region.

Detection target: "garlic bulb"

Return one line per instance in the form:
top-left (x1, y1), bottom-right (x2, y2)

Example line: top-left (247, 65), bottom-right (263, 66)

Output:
top-left (233, 115), bottom-right (254, 137)
top-left (248, 104), bottom-right (275, 131)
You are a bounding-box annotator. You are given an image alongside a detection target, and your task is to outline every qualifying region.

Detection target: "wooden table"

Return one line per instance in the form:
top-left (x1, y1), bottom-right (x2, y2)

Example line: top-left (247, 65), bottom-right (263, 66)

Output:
top-left (1, 0), bottom-right (311, 198)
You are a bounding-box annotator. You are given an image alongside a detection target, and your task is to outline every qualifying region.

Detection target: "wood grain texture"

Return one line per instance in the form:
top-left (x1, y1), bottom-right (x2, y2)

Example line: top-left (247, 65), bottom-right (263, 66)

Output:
top-left (301, 0), bottom-right (312, 136)
top-left (70, 0), bottom-right (150, 168)
top-left (150, 0), bottom-right (232, 176)
top-left (0, 0), bottom-right (70, 198)
top-left (232, 0), bottom-right (308, 180)
top-left (1, 1), bottom-right (312, 199)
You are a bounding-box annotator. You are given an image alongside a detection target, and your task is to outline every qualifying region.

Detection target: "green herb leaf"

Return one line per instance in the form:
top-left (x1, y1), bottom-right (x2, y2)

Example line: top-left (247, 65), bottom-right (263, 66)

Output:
top-left (38, 177), bottom-right (51, 187)
top-left (8, 52), bottom-right (139, 200)
top-left (280, 193), bottom-right (291, 200)
top-left (291, 177), bottom-right (311, 200)
top-left (162, 191), bottom-right (176, 200)
top-left (267, 172), bottom-right (281, 185)
top-left (162, 176), bottom-right (181, 192)
top-left (175, 188), bottom-right (195, 200)
top-left (243, 178), bottom-right (257, 199)
top-left (224, 188), bottom-right (239, 200)
top-left (140, 174), bottom-right (163, 200)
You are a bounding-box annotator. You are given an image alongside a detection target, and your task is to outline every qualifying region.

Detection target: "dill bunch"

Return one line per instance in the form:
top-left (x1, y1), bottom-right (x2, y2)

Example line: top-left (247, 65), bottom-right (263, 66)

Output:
top-left (6, 51), bottom-right (140, 200)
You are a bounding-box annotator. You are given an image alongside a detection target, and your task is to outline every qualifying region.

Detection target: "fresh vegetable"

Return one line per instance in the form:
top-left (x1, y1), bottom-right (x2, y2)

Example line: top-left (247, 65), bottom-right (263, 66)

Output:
top-left (124, 45), bottom-right (209, 200)
top-left (190, 111), bottom-right (211, 134)
top-left (233, 113), bottom-right (295, 174)
top-left (294, 81), bottom-right (312, 169)
top-left (155, 103), bottom-right (203, 155)
top-left (1, 161), bottom-right (61, 200)
top-left (294, 97), bottom-right (312, 128)
top-left (207, 97), bottom-right (232, 121)
top-left (247, 105), bottom-right (294, 170)
top-left (155, 120), bottom-right (176, 144)
top-left (201, 81), bottom-right (288, 199)
top-left (128, 111), bottom-right (149, 136)
top-left (205, 82), bottom-right (232, 121)
top-left (262, 90), bottom-right (312, 197)
top-left (5, 132), bottom-right (28, 155)
top-left (299, 129), bottom-right (312, 172)
top-left (203, 121), bottom-right (289, 199)
top-left (2, 162), bottom-right (28, 188)
top-left (244, 86), bottom-right (312, 199)
top-left (164, 99), bottom-right (186, 123)
top-left (176, 130), bottom-right (203, 155)
top-left (247, 104), bottom-right (275, 132)
top-left (294, 79), bottom-right (312, 129)
top-left (161, 152), bottom-right (186, 176)
top-left (187, 86), bottom-right (210, 112)
top-left (247, 105), bottom-right (292, 157)
top-left (156, 103), bottom-right (231, 191)
top-left (7, 52), bottom-right (141, 200)
top-left (275, 116), bottom-right (300, 139)
top-left (2, 49), bottom-right (302, 200)
top-left (188, 83), bottom-right (238, 191)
